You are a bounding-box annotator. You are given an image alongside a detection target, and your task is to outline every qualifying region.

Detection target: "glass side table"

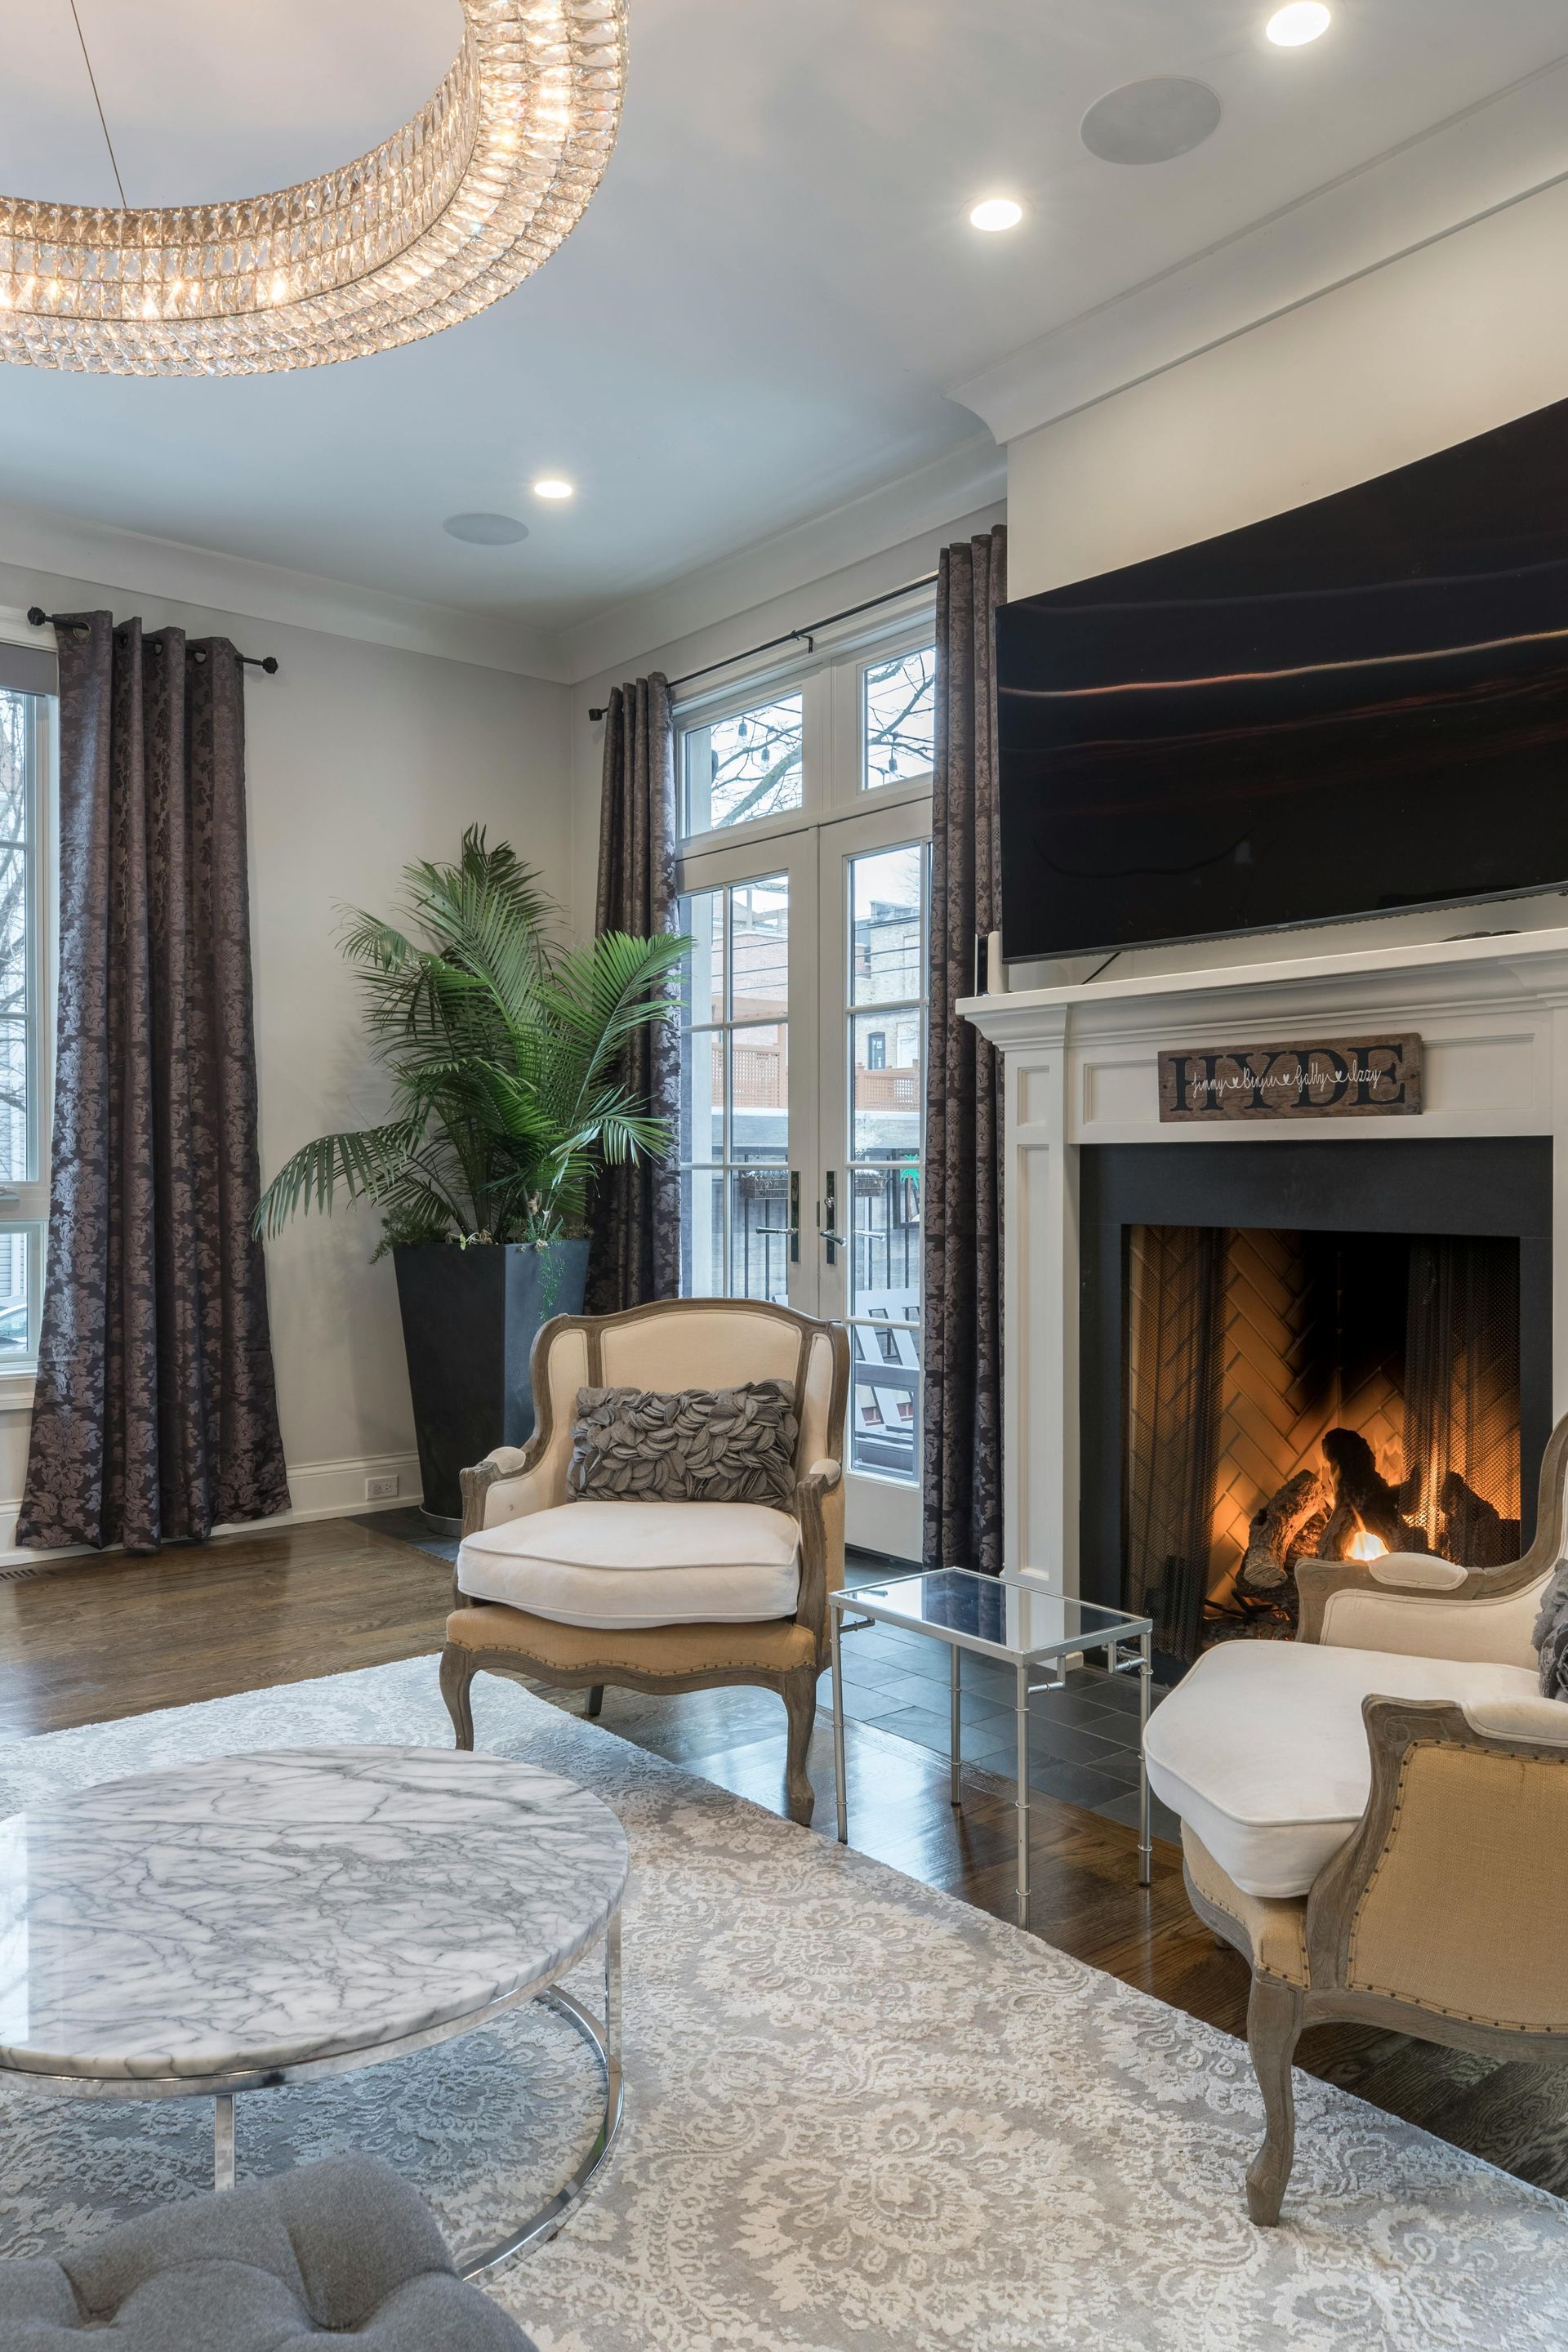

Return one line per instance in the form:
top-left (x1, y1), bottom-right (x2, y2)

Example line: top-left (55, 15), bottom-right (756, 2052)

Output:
top-left (829, 1569), bottom-right (1155, 1924)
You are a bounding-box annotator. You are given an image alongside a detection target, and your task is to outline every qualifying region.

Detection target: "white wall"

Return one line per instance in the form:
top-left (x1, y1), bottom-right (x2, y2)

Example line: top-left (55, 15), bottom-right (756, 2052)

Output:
top-left (0, 556), bottom-right (570, 1557)
top-left (1005, 174), bottom-right (1568, 602)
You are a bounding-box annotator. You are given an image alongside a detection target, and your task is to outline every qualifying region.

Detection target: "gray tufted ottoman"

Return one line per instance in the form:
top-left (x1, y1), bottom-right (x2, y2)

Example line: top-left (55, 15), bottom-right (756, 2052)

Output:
top-left (0, 2155), bottom-right (537, 2348)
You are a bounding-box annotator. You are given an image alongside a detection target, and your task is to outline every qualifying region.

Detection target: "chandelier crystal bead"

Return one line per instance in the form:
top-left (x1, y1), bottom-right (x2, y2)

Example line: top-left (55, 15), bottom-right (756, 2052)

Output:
top-left (0, 0), bottom-right (625, 375)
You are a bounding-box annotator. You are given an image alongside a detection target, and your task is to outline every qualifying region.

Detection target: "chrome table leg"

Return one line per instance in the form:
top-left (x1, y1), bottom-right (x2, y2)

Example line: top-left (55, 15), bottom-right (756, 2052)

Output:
top-left (831, 1602), bottom-right (849, 1845)
top-left (949, 1644), bottom-right (961, 1807)
top-left (1138, 1630), bottom-right (1152, 1888)
top-left (1015, 1657), bottom-right (1031, 1927)
top-left (214, 2092), bottom-right (235, 2192)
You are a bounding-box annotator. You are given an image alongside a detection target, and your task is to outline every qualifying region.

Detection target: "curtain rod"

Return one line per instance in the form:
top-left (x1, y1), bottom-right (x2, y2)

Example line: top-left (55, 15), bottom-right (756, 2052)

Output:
top-left (586, 570), bottom-right (938, 722)
top-left (26, 606), bottom-right (278, 674)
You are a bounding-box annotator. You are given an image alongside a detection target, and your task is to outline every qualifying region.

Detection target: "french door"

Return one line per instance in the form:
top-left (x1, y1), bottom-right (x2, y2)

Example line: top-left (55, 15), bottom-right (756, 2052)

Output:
top-left (675, 800), bottom-right (929, 1561)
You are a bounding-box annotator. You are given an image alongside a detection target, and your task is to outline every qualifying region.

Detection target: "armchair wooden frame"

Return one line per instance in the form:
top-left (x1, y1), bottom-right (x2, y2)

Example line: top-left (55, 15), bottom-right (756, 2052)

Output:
top-left (1187, 1414), bottom-right (1568, 2225)
top-left (439, 1298), bottom-right (851, 1824)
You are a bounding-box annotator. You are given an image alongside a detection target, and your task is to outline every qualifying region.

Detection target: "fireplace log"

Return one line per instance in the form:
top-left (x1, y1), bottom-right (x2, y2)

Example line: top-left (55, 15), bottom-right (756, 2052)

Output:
top-left (1240, 1468), bottom-right (1331, 1590)
top-left (1318, 1427), bottom-right (1430, 1558)
top-left (1438, 1471), bottom-right (1519, 1569)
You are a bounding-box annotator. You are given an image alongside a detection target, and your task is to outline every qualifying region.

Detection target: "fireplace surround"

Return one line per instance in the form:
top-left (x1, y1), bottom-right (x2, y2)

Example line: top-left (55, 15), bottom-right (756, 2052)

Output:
top-left (960, 914), bottom-right (1568, 1669)
top-left (1079, 1139), bottom-right (1551, 1676)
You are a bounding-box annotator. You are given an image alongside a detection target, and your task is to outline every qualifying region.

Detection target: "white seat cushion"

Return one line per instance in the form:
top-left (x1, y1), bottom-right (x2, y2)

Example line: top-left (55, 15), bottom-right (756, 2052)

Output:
top-left (457, 1499), bottom-right (799, 1629)
top-left (1144, 1639), bottom-right (1544, 1899)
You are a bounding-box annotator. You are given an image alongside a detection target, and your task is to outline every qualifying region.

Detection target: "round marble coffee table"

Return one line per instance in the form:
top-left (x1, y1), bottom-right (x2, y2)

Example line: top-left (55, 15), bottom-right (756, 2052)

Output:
top-left (0, 1746), bottom-right (628, 2275)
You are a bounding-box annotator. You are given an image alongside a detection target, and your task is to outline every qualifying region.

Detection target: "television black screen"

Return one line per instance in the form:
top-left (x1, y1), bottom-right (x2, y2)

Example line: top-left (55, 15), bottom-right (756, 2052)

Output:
top-left (996, 397), bottom-right (1568, 961)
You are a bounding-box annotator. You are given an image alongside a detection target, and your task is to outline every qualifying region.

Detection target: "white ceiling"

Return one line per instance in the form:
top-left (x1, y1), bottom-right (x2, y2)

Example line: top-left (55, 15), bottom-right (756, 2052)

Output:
top-left (0, 0), bottom-right (1562, 640)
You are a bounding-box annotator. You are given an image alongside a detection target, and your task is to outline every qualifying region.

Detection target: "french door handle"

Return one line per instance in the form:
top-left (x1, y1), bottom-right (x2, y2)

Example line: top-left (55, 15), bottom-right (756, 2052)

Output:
top-left (820, 1169), bottom-right (843, 1264)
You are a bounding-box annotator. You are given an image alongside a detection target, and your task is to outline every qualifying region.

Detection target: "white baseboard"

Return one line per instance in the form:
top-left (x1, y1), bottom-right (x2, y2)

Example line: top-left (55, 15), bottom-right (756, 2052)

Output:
top-left (0, 1450), bottom-right (425, 1570)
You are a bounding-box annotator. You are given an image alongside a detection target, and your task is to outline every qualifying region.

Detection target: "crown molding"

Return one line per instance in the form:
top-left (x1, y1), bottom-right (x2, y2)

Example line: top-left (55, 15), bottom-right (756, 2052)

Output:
top-left (557, 435), bottom-right (1006, 686)
top-left (0, 497), bottom-right (567, 680)
top-left (951, 56), bottom-right (1568, 448)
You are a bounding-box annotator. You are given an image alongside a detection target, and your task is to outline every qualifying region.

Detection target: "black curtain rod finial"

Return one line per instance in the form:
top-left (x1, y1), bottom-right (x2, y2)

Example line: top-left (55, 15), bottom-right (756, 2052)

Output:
top-left (27, 604), bottom-right (277, 672)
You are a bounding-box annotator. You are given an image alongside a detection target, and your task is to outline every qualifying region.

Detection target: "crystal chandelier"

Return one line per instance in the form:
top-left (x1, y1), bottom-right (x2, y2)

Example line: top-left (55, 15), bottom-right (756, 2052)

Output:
top-left (0, 0), bottom-right (626, 376)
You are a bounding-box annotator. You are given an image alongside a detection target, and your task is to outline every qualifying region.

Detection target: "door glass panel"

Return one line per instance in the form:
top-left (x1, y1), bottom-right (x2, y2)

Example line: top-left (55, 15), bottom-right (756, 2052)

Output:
top-left (851, 1010), bottom-right (920, 1160)
top-left (862, 648), bottom-right (935, 791)
top-left (681, 694), bottom-right (804, 835)
top-left (676, 873), bottom-right (790, 1301)
top-left (728, 1168), bottom-right (789, 1306)
top-left (845, 840), bottom-right (929, 1482)
top-left (678, 1167), bottom-right (725, 1299)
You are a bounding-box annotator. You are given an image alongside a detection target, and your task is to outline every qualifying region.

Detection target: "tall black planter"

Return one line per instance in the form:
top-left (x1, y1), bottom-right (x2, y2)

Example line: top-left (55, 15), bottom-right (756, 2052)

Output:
top-left (392, 1240), bottom-right (590, 1527)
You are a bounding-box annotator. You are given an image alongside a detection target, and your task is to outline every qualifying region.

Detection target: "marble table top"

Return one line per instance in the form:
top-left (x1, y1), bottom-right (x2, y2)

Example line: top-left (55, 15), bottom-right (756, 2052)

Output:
top-left (0, 1747), bottom-right (628, 2091)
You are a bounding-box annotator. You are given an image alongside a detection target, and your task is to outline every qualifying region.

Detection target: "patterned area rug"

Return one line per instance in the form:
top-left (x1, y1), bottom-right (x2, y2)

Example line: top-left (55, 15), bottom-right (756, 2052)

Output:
top-left (0, 1659), bottom-right (1563, 2351)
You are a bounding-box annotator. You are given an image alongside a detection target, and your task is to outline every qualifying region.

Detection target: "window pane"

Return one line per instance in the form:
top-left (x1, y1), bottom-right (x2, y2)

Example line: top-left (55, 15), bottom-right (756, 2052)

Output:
top-left (679, 1168), bottom-right (725, 1298)
top-left (682, 694), bottom-right (804, 835)
top-left (863, 648), bottom-right (935, 790)
top-left (850, 844), bottom-right (924, 1004)
top-left (0, 1227), bottom-right (28, 1358)
top-left (850, 1316), bottom-right (920, 1479)
top-left (0, 1019), bottom-right (27, 1184)
top-left (677, 1030), bottom-right (725, 1162)
top-left (850, 1162), bottom-right (920, 1320)
top-left (730, 1023), bottom-right (788, 1161)
top-left (676, 887), bottom-right (725, 1024)
top-left (728, 1167), bottom-right (789, 1305)
top-left (729, 874), bottom-right (788, 1018)
top-left (852, 1011), bottom-right (920, 1160)
top-left (0, 697), bottom-right (26, 844)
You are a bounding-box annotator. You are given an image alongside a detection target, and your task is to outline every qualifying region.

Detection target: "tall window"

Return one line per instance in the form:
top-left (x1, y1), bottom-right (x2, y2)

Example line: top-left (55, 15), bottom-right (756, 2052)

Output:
top-left (0, 688), bottom-right (47, 1366)
top-left (674, 872), bottom-right (791, 1305)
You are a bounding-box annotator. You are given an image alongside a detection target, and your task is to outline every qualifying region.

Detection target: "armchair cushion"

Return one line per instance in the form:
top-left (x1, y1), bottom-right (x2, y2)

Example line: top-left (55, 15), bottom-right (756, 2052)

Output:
top-left (457, 1499), bottom-right (800, 1628)
top-left (1144, 1638), bottom-right (1541, 1899)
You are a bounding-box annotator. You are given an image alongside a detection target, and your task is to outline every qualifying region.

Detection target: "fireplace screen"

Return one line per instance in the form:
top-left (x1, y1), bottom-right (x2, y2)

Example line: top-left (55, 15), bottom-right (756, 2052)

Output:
top-left (1125, 1227), bottom-right (1521, 1662)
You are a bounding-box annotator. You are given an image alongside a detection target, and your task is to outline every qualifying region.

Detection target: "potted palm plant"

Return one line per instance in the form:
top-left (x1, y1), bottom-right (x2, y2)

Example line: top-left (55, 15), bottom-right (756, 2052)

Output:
top-left (256, 829), bottom-right (687, 1525)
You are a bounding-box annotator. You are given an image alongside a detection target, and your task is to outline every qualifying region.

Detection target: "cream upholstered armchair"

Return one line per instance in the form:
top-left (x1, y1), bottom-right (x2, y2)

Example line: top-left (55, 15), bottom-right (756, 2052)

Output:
top-left (1145, 1414), bottom-right (1568, 2225)
top-left (439, 1298), bottom-right (849, 1824)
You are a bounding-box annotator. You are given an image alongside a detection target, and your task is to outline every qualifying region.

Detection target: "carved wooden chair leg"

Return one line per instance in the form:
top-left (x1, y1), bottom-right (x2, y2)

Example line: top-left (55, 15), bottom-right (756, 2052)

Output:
top-left (439, 1645), bottom-right (476, 1752)
top-left (585, 1685), bottom-right (604, 1719)
top-left (781, 1667), bottom-right (817, 1825)
top-left (1245, 1972), bottom-right (1304, 2226)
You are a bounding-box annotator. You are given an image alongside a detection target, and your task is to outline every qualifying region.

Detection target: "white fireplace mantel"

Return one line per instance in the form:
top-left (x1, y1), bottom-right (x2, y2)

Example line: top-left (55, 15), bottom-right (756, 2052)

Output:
top-left (960, 922), bottom-right (1568, 1595)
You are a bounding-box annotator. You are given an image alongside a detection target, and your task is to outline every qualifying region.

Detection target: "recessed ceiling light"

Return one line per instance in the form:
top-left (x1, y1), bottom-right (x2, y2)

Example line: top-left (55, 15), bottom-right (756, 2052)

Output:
top-left (1080, 78), bottom-right (1222, 166)
top-left (1266, 2), bottom-right (1331, 45)
top-left (969, 198), bottom-right (1023, 233)
top-left (443, 512), bottom-right (529, 545)
top-left (532, 476), bottom-right (576, 500)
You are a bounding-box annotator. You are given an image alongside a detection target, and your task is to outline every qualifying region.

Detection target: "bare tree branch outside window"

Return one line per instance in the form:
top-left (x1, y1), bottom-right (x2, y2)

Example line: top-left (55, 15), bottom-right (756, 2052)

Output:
top-left (863, 648), bottom-right (935, 789)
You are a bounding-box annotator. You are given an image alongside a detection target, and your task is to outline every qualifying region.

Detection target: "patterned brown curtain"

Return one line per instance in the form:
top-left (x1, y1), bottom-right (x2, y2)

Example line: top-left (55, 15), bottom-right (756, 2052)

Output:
top-left (923, 525), bottom-right (1007, 1573)
top-left (586, 673), bottom-right (680, 1312)
top-left (18, 612), bottom-right (289, 1554)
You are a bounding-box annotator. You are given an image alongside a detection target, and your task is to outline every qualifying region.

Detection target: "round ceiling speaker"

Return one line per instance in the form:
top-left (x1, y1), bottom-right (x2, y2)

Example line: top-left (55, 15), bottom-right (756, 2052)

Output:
top-left (443, 514), bottom-right (530, 546)
top-left (1080, 78), bottom-right (1223, 167)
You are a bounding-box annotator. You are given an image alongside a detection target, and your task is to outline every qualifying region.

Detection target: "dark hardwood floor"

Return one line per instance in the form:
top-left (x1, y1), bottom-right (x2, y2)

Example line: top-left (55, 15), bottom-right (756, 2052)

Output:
top-left (0, 1516), bottom-right (1561, 2198)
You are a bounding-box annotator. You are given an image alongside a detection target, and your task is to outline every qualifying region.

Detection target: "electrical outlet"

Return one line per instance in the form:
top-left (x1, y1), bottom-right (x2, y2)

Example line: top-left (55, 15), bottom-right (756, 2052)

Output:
top-left (364, 1474), bottom-right (399, 1502)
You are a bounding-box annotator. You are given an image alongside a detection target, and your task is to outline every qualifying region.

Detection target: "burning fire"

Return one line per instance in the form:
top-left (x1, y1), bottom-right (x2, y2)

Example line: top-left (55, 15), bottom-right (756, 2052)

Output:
top-left (1344, 1529), bottom-right (1388, 1563)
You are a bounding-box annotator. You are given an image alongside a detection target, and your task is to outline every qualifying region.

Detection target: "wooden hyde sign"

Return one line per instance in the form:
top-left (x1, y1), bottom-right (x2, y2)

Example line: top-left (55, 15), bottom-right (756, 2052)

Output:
top-left (1157, 1034), bottom-right (1423, 1122)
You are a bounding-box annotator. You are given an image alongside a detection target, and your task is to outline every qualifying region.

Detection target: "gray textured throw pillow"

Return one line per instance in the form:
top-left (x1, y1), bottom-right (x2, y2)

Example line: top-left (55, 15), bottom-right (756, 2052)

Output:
top-left (1532, 1561), bottom-right (1568, 1699)
top-left (567, 1380), bottom-right (800, 1508)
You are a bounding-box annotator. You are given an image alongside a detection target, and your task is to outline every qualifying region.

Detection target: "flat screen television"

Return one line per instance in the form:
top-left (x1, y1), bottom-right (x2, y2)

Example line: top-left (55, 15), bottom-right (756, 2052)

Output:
top-left (996, 396), bottom-right (1568, 962)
